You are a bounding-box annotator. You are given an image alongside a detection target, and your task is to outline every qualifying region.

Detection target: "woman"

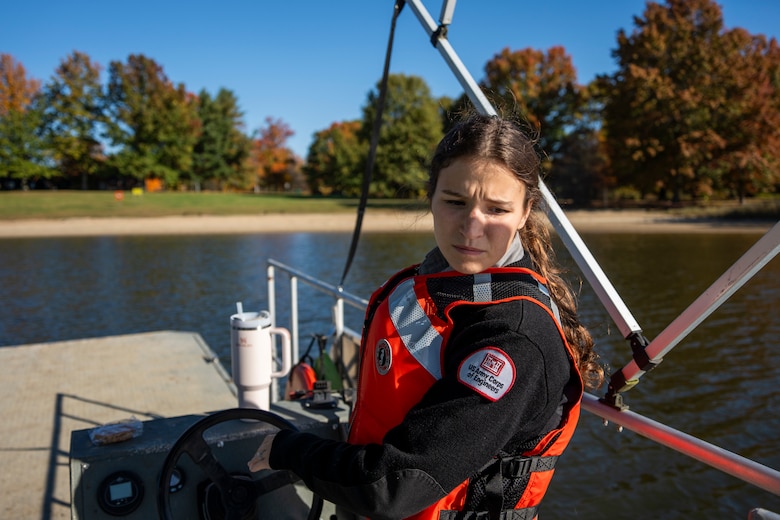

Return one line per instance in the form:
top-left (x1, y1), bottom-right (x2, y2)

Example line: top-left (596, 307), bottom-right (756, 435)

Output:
top-left (249, 113), bottom-right (603, 519)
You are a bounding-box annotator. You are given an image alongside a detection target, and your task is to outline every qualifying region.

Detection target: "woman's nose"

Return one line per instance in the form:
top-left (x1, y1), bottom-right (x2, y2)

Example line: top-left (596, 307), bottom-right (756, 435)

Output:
top-left (461, 208), bottom-right (484, 238)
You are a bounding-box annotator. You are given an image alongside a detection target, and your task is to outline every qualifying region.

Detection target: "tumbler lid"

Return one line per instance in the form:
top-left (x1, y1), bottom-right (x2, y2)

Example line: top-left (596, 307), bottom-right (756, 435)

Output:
top-left (230, 310), bottom-right (271, 329)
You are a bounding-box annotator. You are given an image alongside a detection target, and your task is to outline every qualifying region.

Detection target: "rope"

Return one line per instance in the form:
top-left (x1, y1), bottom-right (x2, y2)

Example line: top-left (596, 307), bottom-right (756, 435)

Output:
top-left (337, 0), bottom-right (405, 288)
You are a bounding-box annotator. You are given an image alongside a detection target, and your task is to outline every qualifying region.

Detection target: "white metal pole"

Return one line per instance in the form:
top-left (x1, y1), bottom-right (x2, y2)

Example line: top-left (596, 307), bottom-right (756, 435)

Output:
top-left (438, 0), bottom-right (456, 26)
top-left (290, 275), bottom-right (299, 362)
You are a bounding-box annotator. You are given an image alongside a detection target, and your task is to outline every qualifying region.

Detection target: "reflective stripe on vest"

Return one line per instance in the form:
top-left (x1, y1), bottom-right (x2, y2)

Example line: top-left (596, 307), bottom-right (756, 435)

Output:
top-left (388, 276), bottom-right (443, 380)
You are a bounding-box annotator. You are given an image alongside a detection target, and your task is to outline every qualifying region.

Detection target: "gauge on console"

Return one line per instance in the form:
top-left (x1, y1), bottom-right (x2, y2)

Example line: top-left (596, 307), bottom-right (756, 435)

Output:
top-left (97, 471), bottom-right (144, 516)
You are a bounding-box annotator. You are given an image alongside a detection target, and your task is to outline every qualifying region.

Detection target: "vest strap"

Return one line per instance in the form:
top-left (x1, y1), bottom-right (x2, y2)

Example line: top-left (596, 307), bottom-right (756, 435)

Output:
top-left (457, 454), bottom-right (556, 520)
top-left (500, 454), bottom-right (558, 477)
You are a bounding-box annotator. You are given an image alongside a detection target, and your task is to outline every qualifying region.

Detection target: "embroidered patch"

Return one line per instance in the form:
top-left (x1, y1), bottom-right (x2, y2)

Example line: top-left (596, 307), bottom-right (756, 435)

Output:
top-left (457, 347), bottom-right (515, 401)
top-left (375, 339), bottom-right (392, 375)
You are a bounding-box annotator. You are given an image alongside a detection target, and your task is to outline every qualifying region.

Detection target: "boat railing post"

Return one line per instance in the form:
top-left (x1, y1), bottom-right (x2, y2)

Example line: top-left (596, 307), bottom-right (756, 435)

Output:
top-left (267, 263), bottom-right (280, 404)
top-left (290, 275), bottom-right (299, 363)
top-left (267, 264), bottom-right (276, 328)
top-left (334, 293), bottom-right (345, 341)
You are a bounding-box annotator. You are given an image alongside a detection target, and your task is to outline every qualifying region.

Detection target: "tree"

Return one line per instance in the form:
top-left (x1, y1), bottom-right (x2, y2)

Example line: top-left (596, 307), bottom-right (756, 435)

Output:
top-left (0, 54), bottom-right (41, 116)
top-left (251, 117), bottom-right (297, 191)
top-left (191, 88), bottom-right (252, 190)
top-left (304, 120), bottom-right (364, 195)
top-left (103, 54), bottom-right (198, 187)
top-left (543, 78), bottom-right (613, 207)
top-left (360, 73), bottom-right (443, 198)
top-left (601, 0), bottom-right (780, 202)
top-left (707, 29), bottom-right (780, 202)
top-left (548, 127), bottom-right (611, 207)
top-left (479, 46), bottom-right (585, 160)
top-left (0, 54), bottom-right (52, 186)
top-left (41, 51), bottom-right (104, 189)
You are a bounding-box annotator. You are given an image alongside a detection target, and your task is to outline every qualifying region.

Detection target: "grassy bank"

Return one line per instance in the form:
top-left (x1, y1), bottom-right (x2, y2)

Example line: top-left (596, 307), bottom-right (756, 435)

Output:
top-left (0, 191), bottom-right (427, 220)
top-left (0, 190), bottom-right (776, 222)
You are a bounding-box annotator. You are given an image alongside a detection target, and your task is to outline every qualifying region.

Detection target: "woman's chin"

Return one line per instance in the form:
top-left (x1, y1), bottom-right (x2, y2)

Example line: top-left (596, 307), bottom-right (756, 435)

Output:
top-left (449, 260), bottom-right (490, 275)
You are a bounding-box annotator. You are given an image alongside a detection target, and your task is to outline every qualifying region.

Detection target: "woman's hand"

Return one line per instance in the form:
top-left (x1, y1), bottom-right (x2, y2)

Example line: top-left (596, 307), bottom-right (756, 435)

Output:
top-left (247, 434), bottom-right (276, 472)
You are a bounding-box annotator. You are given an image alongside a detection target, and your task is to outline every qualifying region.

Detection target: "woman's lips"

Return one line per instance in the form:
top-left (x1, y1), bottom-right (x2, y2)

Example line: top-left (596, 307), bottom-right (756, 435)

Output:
top-left (454, 245), bottom-right (484, 255)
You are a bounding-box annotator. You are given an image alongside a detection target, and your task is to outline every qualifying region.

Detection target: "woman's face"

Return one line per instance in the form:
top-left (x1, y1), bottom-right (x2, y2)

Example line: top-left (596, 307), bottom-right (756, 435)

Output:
top-left (431, 156), bottom-right (532, 274)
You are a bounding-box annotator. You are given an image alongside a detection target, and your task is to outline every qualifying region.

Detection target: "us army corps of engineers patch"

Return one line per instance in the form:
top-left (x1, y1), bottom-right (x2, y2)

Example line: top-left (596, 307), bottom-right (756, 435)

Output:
top-left (457, 347), bottom-right (515, 401)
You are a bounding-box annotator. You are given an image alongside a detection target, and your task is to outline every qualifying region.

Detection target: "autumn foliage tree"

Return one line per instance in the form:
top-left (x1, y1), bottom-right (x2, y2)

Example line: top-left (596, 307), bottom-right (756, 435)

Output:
top-left (250, 117), bottom-right (297, 191)
top-left (447, 46), bottom-right (597, 205)
top-left (479, 46), bottom-right (585, 161)
top-left (0, 54), bottom-right (41, 115)
top-left (707, 27), bottom-right (780, 202)
top-left (600, 0), bottom-right (780, 202)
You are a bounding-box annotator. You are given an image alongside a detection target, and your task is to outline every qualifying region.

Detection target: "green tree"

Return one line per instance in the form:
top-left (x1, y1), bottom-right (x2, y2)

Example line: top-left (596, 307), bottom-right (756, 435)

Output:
top-left (547, 81), bottom-right (614, 207)
top-left (41, 51), bottom-right (104, 189)
top-left (304, 120), bottom-right (364, 196)
top-left (360, 74), bottom-right (443, 198)
top-left (0, 54), bottom-right (53, 186)
top-left (548, 128), bottom-right (611, 207)
top-left (438, 94), bottom-right (459, 134)
top-left (191, 88), bottom-right (252, 190)
top-left (103, 54), bottom-right (198, 187)
top-left (601, 0), bottom-right (780, 202)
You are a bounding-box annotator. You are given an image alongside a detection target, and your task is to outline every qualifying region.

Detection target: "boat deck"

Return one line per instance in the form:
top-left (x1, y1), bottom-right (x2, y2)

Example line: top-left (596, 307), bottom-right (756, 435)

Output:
top-left (0, 331), bottom-right (237, 520)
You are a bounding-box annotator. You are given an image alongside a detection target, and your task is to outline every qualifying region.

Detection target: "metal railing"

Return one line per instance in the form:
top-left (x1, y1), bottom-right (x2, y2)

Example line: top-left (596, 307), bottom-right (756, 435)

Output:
top-left (267, 258), bottom-right (368, 360)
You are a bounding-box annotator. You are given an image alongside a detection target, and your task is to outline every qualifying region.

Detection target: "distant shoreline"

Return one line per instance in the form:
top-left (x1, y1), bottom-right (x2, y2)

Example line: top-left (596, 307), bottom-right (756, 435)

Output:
top-left (0, 210), bottom-right (773, 238)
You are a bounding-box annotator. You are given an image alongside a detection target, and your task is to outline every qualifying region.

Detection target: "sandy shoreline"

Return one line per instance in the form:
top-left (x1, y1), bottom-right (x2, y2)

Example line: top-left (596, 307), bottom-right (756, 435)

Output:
top-left (0, 210), bottom-right (773, 238)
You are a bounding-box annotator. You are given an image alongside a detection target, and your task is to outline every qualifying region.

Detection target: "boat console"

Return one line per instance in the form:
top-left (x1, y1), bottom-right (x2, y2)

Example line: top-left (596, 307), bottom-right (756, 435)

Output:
top-left (69, 400), bottom-right (351, 519)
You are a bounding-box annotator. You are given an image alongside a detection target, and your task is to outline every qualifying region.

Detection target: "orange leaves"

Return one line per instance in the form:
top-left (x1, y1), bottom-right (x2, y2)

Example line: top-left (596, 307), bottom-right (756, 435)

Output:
top-left (0, 54), bottom-right (40, 117)
top-left (480, 46), bottom-right (583, 157)
top-left (250, 117), bottom-right (297, 190)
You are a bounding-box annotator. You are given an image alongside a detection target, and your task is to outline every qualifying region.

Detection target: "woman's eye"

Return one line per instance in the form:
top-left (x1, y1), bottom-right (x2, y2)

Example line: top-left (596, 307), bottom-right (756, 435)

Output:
top-left (445, 199), bottom-right (465, 206)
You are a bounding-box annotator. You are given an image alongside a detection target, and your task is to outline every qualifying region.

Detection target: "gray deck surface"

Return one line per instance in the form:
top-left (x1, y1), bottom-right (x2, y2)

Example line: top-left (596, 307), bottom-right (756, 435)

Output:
top-left (0, 331), bottom-right (237, 520)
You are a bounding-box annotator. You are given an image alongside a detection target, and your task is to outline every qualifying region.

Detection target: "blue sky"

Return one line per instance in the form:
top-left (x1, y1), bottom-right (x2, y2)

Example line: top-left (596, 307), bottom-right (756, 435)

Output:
top-left (3, 1), bottom-right (778, 157)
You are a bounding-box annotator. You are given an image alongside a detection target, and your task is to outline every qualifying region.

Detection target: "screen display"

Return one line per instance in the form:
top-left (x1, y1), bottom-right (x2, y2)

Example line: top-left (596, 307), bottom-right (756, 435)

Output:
top-left (109, 481), bottom-right (133, 501)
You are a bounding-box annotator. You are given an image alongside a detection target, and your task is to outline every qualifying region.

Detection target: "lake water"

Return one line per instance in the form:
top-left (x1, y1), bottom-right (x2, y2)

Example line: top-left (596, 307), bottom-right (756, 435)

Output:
top-left (1, 229), bottom-right (778, 518)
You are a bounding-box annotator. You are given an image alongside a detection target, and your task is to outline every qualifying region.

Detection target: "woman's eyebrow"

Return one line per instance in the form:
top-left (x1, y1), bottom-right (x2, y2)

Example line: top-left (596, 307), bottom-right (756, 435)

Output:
top-left (440, 188), bottom-right (464, 197)
top-left (440, 188), bottom-right (514, 206)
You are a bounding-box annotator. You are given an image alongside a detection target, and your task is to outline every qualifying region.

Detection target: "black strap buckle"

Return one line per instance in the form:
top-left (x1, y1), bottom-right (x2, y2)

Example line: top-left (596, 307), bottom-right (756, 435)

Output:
top-left (500, 454), bottom-right (558, 478)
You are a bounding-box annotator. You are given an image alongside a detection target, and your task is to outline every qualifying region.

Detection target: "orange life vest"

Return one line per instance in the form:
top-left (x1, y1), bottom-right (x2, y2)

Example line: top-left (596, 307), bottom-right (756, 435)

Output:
top-left (348, 266), bottom-right (583, 520)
